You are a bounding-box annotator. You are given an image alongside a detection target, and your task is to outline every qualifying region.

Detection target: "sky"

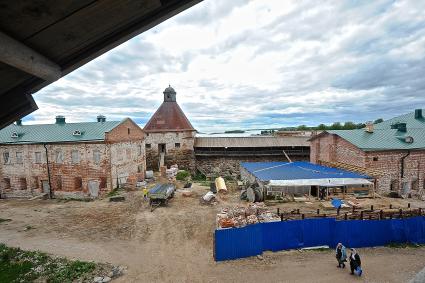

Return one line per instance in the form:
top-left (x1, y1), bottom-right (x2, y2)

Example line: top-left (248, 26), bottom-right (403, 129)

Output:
top-left (27, 0), bottom-right (425, 132)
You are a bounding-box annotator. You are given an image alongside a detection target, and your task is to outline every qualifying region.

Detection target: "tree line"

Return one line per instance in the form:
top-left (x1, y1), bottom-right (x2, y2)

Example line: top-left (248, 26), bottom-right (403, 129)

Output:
top-left (280, 118), bottom-right (384, 131)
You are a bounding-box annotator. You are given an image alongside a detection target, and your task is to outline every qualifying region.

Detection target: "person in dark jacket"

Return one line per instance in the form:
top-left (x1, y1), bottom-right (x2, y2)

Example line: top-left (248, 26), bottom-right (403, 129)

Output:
top-left (349, 248), bottom-right (362, 275)
top-left (335, 243), bottom-right (347, 268)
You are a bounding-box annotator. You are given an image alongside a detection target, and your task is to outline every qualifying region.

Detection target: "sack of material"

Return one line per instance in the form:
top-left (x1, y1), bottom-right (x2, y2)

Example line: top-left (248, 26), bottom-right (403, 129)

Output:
top-left (354, 266), bottom-right (362, 276)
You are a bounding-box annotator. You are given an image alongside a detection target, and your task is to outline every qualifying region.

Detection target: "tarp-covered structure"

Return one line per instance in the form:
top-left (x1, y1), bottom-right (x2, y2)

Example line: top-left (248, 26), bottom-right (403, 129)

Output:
top-left (240, 161), bottom-right (373, 197)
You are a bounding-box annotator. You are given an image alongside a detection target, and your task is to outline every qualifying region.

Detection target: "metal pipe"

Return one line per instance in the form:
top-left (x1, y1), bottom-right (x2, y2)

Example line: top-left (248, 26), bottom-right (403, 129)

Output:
top-left (43, 144), bottom-right (53, 199)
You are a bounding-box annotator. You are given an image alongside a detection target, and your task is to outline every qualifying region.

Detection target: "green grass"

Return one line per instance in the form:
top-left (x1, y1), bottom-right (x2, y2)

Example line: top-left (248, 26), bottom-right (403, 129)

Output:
top-left (385, 242), bottom-right (425, 248)
top-left (195, 180), bottom-right (211, 187)
top-left (0, 243), bottom-right (97, 283)
top-left (176, 170), bottom-right (190, 181)
top-left (107, 188), bottom-right (120, 197)
top-left (191, 171), bottom-right (206, 182)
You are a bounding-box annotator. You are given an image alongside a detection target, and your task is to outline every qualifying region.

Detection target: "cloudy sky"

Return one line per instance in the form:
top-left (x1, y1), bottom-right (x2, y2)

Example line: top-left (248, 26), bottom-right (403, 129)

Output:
top-left (28, 0), bottom-right (425, 132)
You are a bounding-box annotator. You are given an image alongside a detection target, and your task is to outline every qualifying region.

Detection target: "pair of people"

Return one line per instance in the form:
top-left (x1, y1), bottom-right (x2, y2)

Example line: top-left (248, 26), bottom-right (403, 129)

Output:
top-left (335, 243), bottom-right (362, 276)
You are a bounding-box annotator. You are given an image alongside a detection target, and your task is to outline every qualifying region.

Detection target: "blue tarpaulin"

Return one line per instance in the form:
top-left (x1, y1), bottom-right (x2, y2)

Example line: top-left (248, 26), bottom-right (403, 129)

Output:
top-left (214, 217), bottom-right (425, 261)
top-left (240, 161), bottom-right (370, 182)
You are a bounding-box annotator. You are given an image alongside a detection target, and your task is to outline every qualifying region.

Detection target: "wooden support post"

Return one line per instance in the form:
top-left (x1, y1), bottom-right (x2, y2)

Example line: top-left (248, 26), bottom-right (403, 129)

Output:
top-left (360, 211), bottom-right (363, 220)
top-left (380, 210), bottom-right (383, 220)
top-left (408, 203), bottom-right (411, 208)
top-left (302, 214), bottom-right (305, 219)
top-left (277, 208), bottom-right (280, 215)
top-left (371, 205), bottom-right (374, 211)
top-left (317, 209), bottom-right (320, 215)
top-left (419, 208), bottom-right (422, 216)
top-left (399, 209), bottom-right (403, 218)
top-left (344, 213), bottom-right (348, 220)
top-left (0, 31), bottom-right (61, 81)
top-left (280, 214), bottom-right (284, 221)
top-left (296, 209), bottom-right (300, 214)
top-left (352, 206), bottom-right (355, 213)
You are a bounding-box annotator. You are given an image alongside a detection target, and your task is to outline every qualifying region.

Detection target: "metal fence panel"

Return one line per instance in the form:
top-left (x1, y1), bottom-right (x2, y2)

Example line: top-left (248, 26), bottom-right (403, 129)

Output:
top-left (214, 216), bottom-right (425, 261)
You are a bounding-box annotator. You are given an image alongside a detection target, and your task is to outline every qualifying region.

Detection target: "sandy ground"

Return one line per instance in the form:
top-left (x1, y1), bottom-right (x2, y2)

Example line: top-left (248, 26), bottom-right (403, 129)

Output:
top-left (0, 184), bottom-right (424, 283)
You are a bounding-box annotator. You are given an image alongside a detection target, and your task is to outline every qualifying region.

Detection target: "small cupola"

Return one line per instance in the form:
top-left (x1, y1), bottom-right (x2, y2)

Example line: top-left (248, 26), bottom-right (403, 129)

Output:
top-left (55, 115), bottom-right (66, 124)
top-left (97, 115), bottom-right (106, 122)
top-left (163, 85), bottom-right (176, 102)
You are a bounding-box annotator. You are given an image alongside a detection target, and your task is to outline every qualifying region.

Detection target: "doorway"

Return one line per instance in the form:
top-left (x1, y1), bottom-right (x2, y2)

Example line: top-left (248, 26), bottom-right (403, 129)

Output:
top-left (42, 180), bottom-right (50, 194)
top-left (158, 144), bottom-right (166, 167)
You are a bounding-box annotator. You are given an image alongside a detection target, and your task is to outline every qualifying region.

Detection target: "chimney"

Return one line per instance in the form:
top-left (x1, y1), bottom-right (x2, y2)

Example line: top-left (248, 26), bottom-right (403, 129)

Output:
top-left (15, 119), bottom-right (22, 126)
top-left (55, 115), bottom-right (66, 124)
top-left (414, 109), bottom-right (423, 119)
top-left (97, 115), bottom-right (106, 122)
top-left (365, 121), bottom-right (374, 133)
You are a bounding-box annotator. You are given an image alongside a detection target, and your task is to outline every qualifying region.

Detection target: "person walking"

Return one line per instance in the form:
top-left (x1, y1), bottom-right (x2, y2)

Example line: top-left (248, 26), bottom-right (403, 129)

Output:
top-left (335, 243), bottom-right (347, 268)
top-left (349, 248), bottom-right (362, 276)
top-left (143, 187), bottom-right (149, 201)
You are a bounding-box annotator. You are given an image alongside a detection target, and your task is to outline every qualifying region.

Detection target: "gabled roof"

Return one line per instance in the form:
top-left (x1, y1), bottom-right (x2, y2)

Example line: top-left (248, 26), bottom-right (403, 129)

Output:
top-left (310, 109), bottom-right (425, 151)
top-left (144, 101), bottom-right (195, 133)
top-left (0, 120), bottom-right (121, 144)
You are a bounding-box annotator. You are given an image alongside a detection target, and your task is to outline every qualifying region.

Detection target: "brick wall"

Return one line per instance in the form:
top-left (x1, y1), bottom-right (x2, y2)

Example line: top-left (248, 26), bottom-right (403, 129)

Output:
top-left (310, 133), bottom-right (425, 195)
top-left (0, 119), bottom-right (146, 198)
top-left (107, 119), bottom-right (146, 189)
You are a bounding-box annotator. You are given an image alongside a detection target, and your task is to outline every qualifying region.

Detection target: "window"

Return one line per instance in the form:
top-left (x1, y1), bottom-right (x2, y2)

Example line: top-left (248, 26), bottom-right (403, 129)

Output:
top-left (390, 180), bottom-right (398, 191)
top-left (411, 179), bottom-right (418, 191)
top-left (138, 145), bottom-right (142, 156)
top-left (16, 152), bottom-right (23, 164)
top-left (3, 152), bottom-right (10, 164)
top-left (35, 152), bottom-right (42, 164)
top-left (74, 177), bottom-right (82, 190)
top-left (2, 178), bottom-right (11, 190)
top-left (93, 150), bottom-right (101, 165)
top-left (128, 128), bottom-right (130, 135)
top-left (55, 150), bottom-right (63, 164)
top-left (373, 157), bottom-right (378, 161)
top-left (71, 150), bottom-right (80, 164)
top-left (175, 143), bottom-right (181, 148)
top-left (18, 178), bottom-right (27, 190)
top-left (146, 143), bottom-right (151, 149)
top-left (55, 176), bottom-right (62, 191)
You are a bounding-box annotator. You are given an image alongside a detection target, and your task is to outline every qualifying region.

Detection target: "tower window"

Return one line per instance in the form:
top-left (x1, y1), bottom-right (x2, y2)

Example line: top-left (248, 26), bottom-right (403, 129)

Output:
top-left (373, 157), bottom-right (378, 161)
top-left (175, 143), bottom-right (181, 148)
top-left (128, 128), bottom-right (130, 135)
top-left (146, 144), bottom-right (151, 149)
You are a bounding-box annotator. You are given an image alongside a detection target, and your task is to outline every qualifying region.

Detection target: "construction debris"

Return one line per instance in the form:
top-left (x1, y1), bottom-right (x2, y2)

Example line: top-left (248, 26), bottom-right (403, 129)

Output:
top-left (216, 203), bottom-right (279, 229)
top-left (109, 196), bottom-right (125, 202)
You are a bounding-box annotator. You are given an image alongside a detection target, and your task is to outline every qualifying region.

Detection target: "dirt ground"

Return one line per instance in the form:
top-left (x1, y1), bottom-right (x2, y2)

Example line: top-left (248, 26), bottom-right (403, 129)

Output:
top-left (0, 183), bottom-right (424, 283)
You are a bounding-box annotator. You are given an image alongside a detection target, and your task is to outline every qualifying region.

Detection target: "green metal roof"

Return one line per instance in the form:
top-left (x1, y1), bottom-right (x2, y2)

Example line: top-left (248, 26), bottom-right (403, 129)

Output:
top-left (0, 121), bottom-right (122, 144)
top-left (327, 109), bottom-right (425, 151)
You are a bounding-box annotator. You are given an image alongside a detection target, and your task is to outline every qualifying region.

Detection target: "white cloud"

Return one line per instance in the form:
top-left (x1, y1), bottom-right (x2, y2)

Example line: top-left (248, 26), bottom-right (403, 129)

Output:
top-left (29, 0), bottom-right (425, 131)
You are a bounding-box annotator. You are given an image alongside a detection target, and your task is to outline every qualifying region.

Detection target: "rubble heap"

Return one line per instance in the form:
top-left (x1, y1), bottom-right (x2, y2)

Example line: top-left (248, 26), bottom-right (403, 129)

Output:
top-left (216, 203), bottom-right (280, 229)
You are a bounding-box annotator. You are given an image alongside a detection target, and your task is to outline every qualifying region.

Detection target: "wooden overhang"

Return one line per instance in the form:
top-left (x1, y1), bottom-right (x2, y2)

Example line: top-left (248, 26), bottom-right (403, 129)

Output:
top-left (0, 0), bottom-right (202, 129)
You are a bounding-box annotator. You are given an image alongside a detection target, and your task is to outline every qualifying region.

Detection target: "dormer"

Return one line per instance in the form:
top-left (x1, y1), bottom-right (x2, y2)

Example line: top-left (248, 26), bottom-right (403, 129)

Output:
top-left (72, 130), bottom-right (82, 136)
top-left (11, 132), bottom-right (19, 138)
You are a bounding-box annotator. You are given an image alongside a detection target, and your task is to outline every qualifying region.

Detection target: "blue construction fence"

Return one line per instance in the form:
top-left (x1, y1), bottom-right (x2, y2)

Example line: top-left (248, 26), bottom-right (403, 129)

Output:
top-left (214, 216), bottom-right (425, 261)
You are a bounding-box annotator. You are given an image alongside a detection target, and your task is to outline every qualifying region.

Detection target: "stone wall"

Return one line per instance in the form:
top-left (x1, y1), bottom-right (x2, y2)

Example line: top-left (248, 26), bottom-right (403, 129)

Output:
top-left (145, 130), bottom-right (195, 171)
top-left (195, 155), bottom-right (308, 179)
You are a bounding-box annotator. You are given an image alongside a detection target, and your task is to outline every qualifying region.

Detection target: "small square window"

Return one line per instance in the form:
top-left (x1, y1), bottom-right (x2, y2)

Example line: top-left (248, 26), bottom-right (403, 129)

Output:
top-left (175, 143), bottom-right (181, 148)
top-left (35, 152), bottom-right (42, 164)
top-left (16, 152), bottom-right (23, 164)
top-left (146, 144), bottom-right (151, 149)
top-left (71, 150), bottom-right (80, 164)
top-left (55, 150), bottom-right (63, 164)
top-left (373, 157), bottom-right (378, 161)
top-left (93, 150), bottom-right (101, 165)
top-left (3, 152), bottom-right (10, 164)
